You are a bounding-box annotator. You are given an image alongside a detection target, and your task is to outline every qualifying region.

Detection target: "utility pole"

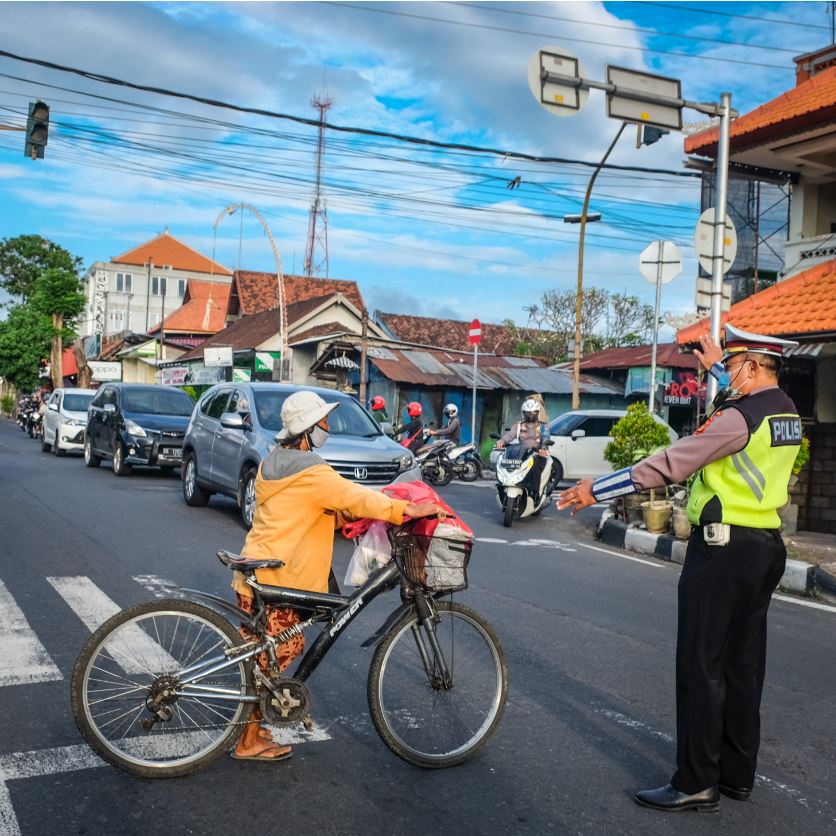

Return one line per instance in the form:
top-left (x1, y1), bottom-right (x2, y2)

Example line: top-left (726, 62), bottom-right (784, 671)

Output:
top-left (359, 308), bottom-right (369, 405)
top-left (304, 94), bottom-right (332, 278)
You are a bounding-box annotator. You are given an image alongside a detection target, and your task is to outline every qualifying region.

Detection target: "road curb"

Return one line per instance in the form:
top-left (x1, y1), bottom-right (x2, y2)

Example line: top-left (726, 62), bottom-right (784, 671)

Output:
top-left (597, 514), bottom-right (813, 592)
top-left (812, 563), bottom-right (836, 601)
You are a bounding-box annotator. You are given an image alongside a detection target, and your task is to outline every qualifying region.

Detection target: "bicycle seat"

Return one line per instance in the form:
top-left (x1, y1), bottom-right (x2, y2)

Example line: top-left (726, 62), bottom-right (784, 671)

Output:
top-left (217, 550), bottom-right (285, 573)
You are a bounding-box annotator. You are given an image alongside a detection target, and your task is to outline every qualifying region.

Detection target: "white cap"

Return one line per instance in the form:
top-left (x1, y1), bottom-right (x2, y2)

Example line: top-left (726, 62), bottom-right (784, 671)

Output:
top-left (276, 390), bottom-right (339, 440)
top-left (723, 323), bottom-right (799, 360)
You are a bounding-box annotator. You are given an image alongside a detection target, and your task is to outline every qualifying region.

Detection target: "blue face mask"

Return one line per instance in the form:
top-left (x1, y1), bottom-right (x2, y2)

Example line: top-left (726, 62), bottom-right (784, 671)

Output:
top-left (310, 425), bottom-right (329, 448)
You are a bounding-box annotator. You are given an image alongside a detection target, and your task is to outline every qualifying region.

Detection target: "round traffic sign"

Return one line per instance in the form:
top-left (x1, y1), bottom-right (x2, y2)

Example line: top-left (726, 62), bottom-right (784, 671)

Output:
top-left (528, 45), bottom-right (588, 117)
top-left (468, 319), bottom-right (482, 346)
top-left (639, 240), bottom-right (683, 285)
top-left (695, 209), bottom-right (737, 275)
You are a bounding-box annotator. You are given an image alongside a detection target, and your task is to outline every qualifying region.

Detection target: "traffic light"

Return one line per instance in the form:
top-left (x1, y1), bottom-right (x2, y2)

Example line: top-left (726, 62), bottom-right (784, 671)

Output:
top-left (637, 124), bottom-right (669, 148)
top-left (24, 100), bottom-right (49, 159)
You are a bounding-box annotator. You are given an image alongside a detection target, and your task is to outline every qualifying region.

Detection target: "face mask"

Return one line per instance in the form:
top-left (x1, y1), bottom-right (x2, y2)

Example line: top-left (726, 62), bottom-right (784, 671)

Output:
top-left (309, 425), bottom-right (329, 448)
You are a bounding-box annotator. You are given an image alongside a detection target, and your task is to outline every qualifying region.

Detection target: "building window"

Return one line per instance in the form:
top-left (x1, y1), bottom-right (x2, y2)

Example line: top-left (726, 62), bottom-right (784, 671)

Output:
top-left (178, 279), bottom-right (187, 298)
top-left (115, 272), bottom-right (132, 293)
top-left (151, 276), bottom-right (168, 296)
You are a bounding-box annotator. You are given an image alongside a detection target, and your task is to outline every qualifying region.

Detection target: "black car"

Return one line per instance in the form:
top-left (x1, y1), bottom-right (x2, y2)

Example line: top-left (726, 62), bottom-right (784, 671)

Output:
top-left (84, 383), bottom-right (196, 476)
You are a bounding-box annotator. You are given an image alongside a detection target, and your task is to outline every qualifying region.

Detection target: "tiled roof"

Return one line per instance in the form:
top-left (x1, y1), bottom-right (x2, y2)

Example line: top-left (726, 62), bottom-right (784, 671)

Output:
top-left (148, 280), bottom-right (230, 335)
top-left (685, 65), bottom-right (836, 156)
top-left (229, 271), bottom-right (365, 316)
top-left (289, 322), bottom-right (348, 345)
top-left (677, 258), bottom-right (836, 344)
top-left (377, 312), bottom-right (515, 354)
top-left (177, 293), bottom-right (352, 361)
top-left (111, 232), bottom-right (232, 275)
top-left (178, 307), bottom-right (283, 361)
top-left (577, 343), bottom-right (698, 370)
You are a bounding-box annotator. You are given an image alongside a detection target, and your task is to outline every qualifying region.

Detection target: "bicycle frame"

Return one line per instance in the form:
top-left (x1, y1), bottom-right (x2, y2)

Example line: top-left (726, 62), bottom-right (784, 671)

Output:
top-left (172, 558), bottom-right (424, 703)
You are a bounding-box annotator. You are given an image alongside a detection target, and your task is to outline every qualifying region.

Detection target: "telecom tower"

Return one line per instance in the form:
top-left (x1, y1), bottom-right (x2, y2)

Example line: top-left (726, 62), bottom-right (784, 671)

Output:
top-left (304, 94), bottom-right (332, 277)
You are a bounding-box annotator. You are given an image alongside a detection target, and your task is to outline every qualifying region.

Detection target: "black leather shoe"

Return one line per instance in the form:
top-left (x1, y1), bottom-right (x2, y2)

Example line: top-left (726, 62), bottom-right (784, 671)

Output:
top-left (719, 784), bottom-right (752, 801)
top-left (634, 783), bottom-right (719, 812)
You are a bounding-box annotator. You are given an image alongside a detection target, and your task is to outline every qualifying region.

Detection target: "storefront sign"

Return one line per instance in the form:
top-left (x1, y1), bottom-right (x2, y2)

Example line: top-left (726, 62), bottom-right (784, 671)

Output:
top-left (663, 371), bottom-right (701, 407)
top-left (158, 366), bottom-right (189, 386)
top-left (182, 364), bottom-right (225, 385)
top-left (255, 351), bottom-right (280, 372)
top-left (88, 361), bottom-right (122, 382)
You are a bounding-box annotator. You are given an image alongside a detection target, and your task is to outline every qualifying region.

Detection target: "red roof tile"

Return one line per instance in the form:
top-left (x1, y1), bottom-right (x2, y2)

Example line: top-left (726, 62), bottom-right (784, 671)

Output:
top-left (148, 280), bottom-right (231, 335)
top-left (377, 313), bottom-right (515, 354)
top-left (685, 65), bottom-right (836, 157)
top-left (229, 271), bottom-right (365, 316)
top-left (677, 258), bottom-right (836, 344)
top-left (112, 232), bottom-right (232, 275)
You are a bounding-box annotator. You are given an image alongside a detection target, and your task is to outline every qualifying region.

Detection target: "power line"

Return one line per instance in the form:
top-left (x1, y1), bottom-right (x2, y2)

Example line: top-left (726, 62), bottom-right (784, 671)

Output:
top-left (0, 51), bottom-right (702, 179)
top-left (451, 2), bottom-right (806, 54)
top-left (320, 2), bottom-right (791, 70)
top-left (635, 2), bottom-right (831, 30)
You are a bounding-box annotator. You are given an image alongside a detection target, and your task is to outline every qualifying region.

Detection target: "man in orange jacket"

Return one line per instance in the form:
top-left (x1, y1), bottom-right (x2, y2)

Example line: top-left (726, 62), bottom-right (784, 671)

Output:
top-left (232, 390), bottom-right (442, 762)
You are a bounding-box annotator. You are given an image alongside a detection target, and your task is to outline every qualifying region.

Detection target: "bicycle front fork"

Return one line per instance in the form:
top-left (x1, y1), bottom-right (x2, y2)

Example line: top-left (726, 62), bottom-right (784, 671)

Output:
top-left (411, 592), bottom-right (453, 690)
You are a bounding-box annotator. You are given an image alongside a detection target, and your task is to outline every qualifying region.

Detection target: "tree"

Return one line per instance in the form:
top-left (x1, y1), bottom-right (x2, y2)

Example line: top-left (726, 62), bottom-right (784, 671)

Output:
top-left (0, 235), bottom-right (83, 302)
top-left (30, 268), bottom-right (87, 388)
top-left (603, 292), bottom-right (656, 347)
top-left (0, 304), bottom-right (53, 391)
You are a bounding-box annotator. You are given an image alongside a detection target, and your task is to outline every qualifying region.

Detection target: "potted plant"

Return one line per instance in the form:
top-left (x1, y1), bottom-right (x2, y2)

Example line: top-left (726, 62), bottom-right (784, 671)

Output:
top-left (780, 433), bottom-right (810, 535)
top-left (671, 486), bottom-right (692, 540)
top-left (604, 402), bottom-right (673, 527)
top-left (789, 433), bottom-right (810, 488)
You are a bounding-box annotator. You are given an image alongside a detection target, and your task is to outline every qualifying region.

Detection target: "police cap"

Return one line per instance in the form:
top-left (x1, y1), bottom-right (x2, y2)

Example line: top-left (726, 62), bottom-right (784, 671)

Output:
top-left (723, 323), bottom-right (798, 361)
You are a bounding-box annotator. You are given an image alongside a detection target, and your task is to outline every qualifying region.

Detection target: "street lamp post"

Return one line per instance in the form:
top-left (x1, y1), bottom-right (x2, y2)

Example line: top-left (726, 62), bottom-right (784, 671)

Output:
top-left (568, 121), bottom-right (627, 410)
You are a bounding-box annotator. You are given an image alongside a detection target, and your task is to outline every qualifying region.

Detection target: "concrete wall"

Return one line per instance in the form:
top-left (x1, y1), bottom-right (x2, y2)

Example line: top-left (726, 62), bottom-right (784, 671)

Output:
top-left (802, 422), bottom-right (836, 535)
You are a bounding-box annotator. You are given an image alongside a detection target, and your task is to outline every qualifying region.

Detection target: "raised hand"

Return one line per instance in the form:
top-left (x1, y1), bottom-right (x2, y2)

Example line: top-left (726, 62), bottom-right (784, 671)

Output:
top-left (693, 333), bottom-right (723, 372)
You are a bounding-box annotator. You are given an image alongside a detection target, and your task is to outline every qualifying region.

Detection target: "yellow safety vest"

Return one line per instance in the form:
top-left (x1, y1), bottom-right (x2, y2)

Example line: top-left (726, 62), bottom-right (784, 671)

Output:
top-left (687, 388), bottom-right (801, 529)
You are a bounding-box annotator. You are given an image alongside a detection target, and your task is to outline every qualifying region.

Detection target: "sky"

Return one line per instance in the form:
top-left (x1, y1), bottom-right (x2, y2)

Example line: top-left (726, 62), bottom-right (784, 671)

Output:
top-left (0, 1), bottom-right (833, 337)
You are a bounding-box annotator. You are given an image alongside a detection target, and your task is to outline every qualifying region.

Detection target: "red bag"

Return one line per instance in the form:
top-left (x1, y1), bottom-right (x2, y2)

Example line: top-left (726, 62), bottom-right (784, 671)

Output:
top-left (341, 480), bottom-right (472, 540)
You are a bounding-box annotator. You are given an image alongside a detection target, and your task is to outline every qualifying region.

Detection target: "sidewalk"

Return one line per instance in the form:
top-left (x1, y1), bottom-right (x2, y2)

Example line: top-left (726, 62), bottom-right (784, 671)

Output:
top-left (598, 512), bottom-right (836, 602)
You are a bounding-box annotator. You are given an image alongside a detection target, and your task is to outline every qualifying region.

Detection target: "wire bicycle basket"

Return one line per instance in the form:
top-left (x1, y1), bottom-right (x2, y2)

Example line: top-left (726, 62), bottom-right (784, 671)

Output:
top-left (390, 528), bottom-right (471, 593)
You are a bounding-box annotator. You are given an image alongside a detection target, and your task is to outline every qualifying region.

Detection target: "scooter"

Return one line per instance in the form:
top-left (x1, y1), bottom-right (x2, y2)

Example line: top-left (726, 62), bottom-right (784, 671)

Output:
top-left (448, 442), bottom-right (482, 482)
top-left (494, 441), bottom-right (555, 528)
top-left (414, 433), bottom-right (456, 486)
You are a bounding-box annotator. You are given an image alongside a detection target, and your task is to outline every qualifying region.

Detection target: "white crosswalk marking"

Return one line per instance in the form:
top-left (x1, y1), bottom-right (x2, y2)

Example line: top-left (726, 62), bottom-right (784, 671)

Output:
top-left (0, 579), bottom-right (62, 687)
top-left (47, 576), bottom-right (179, 674)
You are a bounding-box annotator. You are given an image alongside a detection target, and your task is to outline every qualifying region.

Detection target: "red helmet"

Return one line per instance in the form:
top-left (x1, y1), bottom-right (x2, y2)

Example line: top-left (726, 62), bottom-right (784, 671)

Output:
top-left (371, 395), bottom-right (386, 411)
top-left (407, 401), bottom-right (422, 417)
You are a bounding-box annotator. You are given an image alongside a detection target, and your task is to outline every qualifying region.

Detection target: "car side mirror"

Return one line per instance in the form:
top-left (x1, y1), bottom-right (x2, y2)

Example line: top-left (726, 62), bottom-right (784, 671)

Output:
top-left (219, 411), bottom-right (246, 430)
top-left (570, 429), bottom-right (586, 440)
top-left (48, 403), bottom-right (58, 411)
top-left (104, 403), bottom-right (116, 414)
top-left (380, 421), bottom-right (394, 437)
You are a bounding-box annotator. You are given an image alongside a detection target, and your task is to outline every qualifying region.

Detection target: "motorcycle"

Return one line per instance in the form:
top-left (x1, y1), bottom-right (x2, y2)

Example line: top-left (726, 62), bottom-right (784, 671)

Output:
top-left (414, 433), bottom-right (456, 486)
top-left (493, 441), bottom-right (555, 528)
top-left (448, 442), bottom-right (482, 482)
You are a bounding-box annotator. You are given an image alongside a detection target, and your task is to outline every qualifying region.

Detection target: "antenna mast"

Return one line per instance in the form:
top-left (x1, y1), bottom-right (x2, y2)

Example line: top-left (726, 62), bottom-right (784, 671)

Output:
top-left (304, 94), bottom-right (332, 277)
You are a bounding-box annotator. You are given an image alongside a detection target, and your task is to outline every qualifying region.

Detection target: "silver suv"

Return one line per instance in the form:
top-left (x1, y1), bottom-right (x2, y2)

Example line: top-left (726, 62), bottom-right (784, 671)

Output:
top-left (181, 382), bottom-right (421, 528)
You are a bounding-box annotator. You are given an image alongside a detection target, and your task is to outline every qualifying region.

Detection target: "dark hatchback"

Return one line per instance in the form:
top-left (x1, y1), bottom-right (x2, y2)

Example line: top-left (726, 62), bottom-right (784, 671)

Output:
top-left (84, 383), bottom-right (196, 476)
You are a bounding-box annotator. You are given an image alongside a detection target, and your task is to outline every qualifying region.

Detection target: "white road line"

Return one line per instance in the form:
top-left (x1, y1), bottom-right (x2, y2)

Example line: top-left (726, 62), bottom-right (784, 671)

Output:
top-left (48, 576), bottom-right (179, 673)
top-left (579, 542), bottom-right (664, 568)
top-left (0, 579), bottom-right (62, 687)
top-left (475, 537), bottom-right (509, 544)
top-left (133, 574), bottom-right (181, 598)
top-left (772, 593), bottom-right (836, 614)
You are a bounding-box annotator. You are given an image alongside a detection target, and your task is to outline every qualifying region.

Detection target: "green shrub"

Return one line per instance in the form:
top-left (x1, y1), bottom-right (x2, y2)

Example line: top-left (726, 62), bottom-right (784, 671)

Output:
top-left (792, 434), bottom-right (810, 476)
top-left (1, 393), bottom-right (14, 416)
top-left (604, 402), bottom-right (672, 471)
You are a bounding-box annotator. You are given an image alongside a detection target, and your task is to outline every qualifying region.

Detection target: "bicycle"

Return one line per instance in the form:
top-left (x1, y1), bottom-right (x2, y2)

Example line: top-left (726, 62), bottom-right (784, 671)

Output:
top-left (70, 520), bottom-right (509, 778)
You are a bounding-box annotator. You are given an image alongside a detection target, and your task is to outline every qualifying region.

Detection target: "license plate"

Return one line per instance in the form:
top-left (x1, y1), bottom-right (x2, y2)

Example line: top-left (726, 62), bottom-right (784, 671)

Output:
top-left (161, 447), bottom-right (182, 459)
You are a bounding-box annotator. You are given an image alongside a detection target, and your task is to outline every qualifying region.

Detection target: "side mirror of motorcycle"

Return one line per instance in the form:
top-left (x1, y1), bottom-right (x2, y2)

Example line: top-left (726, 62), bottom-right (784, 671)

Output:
top-left (103, 403), bottom-right (116, 414)
top-left (570, 429), bottom-right (586, 441)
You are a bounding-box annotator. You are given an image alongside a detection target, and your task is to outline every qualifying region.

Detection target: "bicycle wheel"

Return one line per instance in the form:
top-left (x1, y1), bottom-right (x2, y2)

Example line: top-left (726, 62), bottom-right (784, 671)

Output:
top-left (71, 599), bottom-right (254, 778)
top-left (367, 600), bottom-right (508, 768)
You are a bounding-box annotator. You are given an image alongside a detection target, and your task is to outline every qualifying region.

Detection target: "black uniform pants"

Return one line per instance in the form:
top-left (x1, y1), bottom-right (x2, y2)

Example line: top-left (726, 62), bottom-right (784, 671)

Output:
top-left (671, 524), bottom-right (786, 794)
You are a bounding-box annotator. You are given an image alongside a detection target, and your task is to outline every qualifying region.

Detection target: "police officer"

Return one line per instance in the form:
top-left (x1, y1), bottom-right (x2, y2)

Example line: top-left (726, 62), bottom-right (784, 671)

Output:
top-left (557, 323), bottom-right (802, 813)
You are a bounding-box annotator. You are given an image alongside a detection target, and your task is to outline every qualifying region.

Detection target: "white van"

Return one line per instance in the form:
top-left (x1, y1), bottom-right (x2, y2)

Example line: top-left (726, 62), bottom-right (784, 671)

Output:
top-left (43, 387), bottom-right (95, 455)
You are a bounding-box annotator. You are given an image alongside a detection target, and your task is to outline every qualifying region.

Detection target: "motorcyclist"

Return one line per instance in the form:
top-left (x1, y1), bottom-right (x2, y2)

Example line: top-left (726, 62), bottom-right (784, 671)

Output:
top-left (370, 395), bottom-right (389, 426)
top-left (495, 399), bottom-right (553, 489)
top-left (428, 403), bottom-right (461, 445)
top-left (394, 402), bottom-right (425, 451)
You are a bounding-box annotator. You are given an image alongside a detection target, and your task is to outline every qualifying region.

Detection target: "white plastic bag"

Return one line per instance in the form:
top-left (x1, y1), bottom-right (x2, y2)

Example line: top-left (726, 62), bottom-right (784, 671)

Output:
top-left (344, 522), bottom-right (392, 587)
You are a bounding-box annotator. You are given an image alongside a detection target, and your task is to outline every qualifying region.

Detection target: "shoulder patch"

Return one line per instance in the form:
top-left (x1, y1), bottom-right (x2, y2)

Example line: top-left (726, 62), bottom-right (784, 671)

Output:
top-left (695, 410), bottom-right (722, 434)
top-left (769, 416), bottom-right (802, 447)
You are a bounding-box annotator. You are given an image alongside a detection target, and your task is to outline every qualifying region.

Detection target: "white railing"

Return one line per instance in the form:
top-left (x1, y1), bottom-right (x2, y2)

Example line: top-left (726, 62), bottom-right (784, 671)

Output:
top-left (782, 232), bottom-right (836, 279)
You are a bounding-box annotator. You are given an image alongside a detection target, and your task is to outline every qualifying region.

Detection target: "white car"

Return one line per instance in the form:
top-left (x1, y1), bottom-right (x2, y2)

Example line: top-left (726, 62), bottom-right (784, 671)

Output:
top-left (42, 387), bottom-right (95, 456)
top-left (547, 408), bottom-right (677, 482)
top-left (490, 408), bottom-right (678, 483)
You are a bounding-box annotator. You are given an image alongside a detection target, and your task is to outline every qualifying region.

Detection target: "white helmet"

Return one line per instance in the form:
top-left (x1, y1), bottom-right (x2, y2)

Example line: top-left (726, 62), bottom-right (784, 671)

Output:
top-left (521, 398), bottom-right (540, 422)
top-left (443, 403), bottom-right (458, 418)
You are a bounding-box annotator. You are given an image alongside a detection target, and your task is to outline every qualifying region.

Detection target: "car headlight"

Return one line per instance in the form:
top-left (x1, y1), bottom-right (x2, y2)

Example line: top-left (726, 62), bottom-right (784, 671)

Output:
top-left (125, 419), bottom-right (147, 438)
top-left (394, 452), bottom-right (415, 473)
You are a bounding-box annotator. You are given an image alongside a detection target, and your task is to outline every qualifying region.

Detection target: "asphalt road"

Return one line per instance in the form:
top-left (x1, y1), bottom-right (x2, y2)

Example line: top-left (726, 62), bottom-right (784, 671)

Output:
top-left (1, 419), bottom-right (834, 836)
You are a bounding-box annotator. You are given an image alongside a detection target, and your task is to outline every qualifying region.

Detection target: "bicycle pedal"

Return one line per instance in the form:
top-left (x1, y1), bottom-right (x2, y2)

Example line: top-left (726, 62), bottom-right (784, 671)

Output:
top-left (302, 715), bottom-right (313, 732)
